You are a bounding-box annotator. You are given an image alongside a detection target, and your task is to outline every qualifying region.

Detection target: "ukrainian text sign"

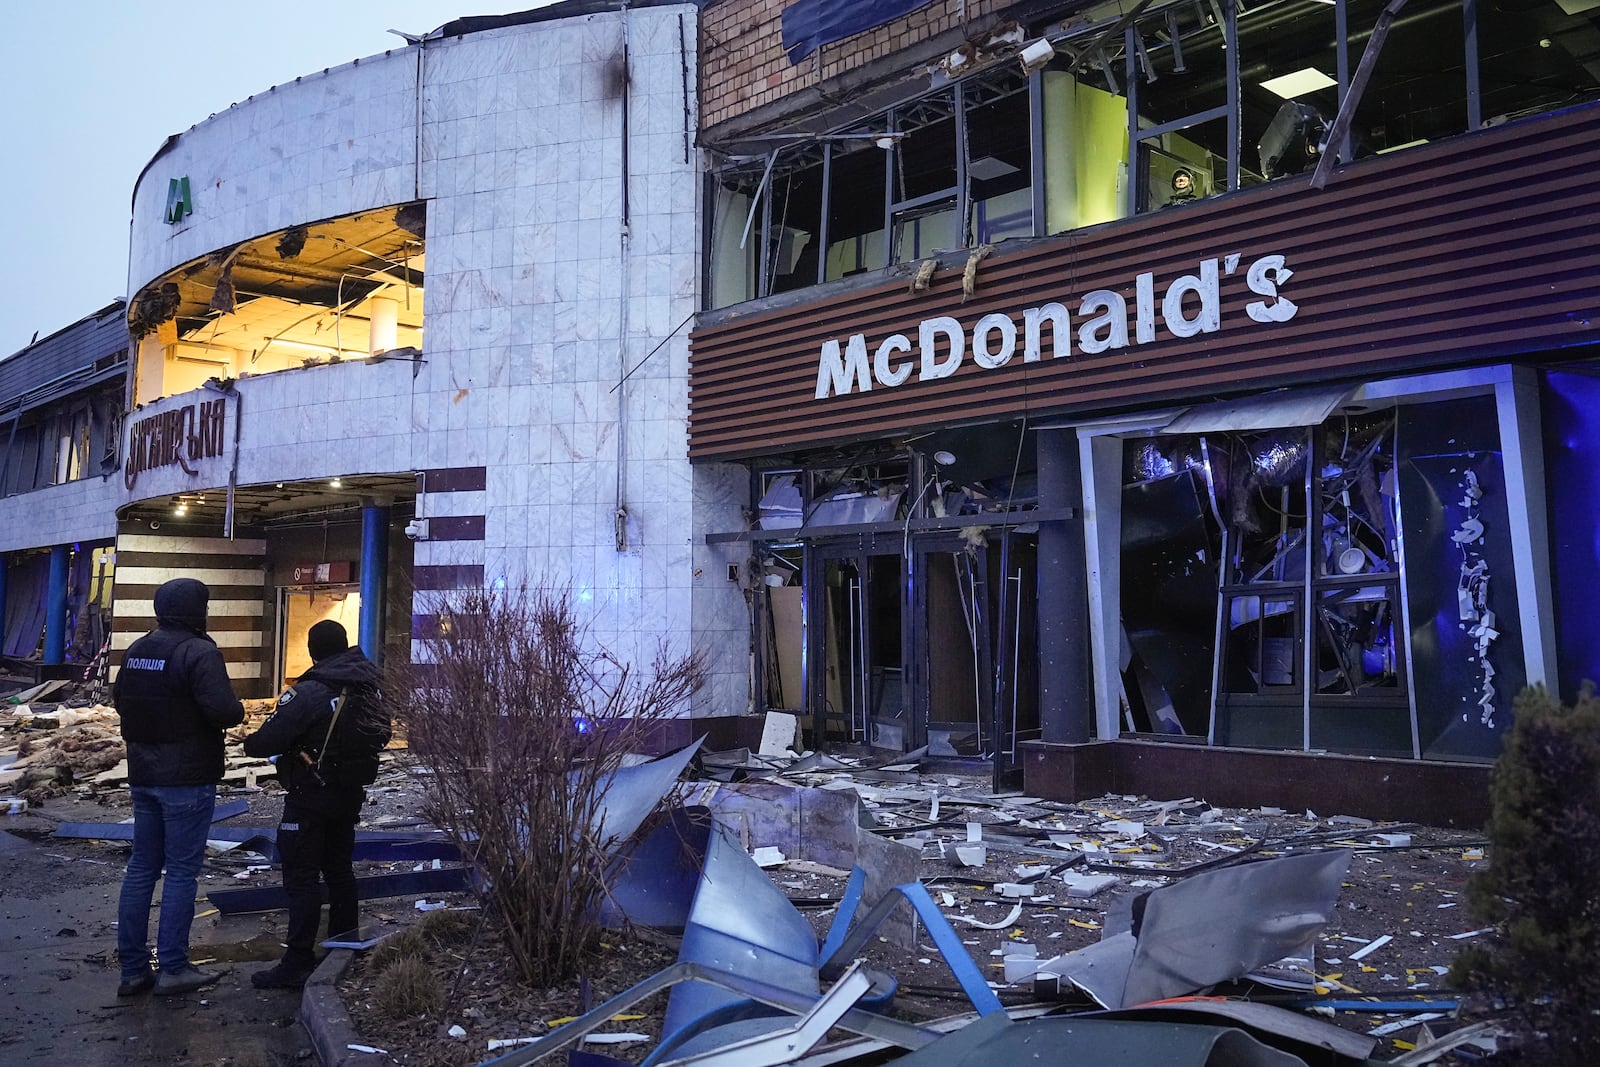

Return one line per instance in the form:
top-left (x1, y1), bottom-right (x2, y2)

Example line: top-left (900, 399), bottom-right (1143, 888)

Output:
top-left (124, 397), bottom-right (227, 490)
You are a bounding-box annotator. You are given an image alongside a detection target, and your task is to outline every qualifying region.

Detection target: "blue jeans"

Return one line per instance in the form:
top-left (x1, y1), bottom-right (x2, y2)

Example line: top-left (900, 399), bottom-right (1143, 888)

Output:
top-left (117, 784), bottom-right (216, 977)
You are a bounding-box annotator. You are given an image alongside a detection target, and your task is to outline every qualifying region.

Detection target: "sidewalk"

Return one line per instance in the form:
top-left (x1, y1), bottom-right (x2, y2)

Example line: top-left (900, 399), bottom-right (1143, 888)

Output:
top-left (0, 793), bottom-right (316, 1066)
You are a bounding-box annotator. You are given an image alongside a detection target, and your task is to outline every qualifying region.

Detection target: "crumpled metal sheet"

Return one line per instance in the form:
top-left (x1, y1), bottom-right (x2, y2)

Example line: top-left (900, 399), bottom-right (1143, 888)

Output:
top-left (599, 806), bottom-right (712, 932)
top-left (702, 780), bottom-right (864, 871)
top-left (590, 738), bottom-right (704, 849)
top-left (1093, 999), bottom-right (1376, 1063)
top-left (1041, 850), bottom-right (1353, 1009)
top-left (659, 824), bottom-right (820, 1043)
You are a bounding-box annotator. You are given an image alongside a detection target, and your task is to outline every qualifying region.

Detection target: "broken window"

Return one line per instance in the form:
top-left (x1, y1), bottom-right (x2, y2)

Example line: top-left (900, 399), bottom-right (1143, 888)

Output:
top-left (128, 204), bottom-right (426, 405)
top-left (1106, 388), bottom-right (1536, 761)
top-left (964, 73), bottom-right (1035, 245)
top-left (705, 0), bottom-right (1600, 307)
top-left (746, 430), bottom-right (1041, 770)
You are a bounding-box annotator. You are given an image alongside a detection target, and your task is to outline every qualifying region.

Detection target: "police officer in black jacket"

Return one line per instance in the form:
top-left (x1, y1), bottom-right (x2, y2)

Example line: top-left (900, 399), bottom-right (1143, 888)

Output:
top-left (245, 620), bottom-right (387, 988)
top-left (115, 577), bottom-right (246, 997)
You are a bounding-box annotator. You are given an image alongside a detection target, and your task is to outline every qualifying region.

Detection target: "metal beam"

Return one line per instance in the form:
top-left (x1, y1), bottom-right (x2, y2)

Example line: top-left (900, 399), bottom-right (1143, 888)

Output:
top-left (705, 506), bottom-right (1077, 546)
top-left (1311, 0), bottom-right (1411, 190)
top-left (478, 961), bottom-right (938, 1066)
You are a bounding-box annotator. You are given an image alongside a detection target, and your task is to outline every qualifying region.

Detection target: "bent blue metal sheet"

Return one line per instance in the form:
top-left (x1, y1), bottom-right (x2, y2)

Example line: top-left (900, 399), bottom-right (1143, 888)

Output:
top-left (780, 0), bottom-right (935, 63)
top-left (207, 865), bottom-right (469, 914)
top-left (54, 821), bottom-right (456, 863)
top-left (590, 738), bottom-right (703, 849)
top-left (599, 805), bottom-right (711, 931)
top-left (659, 823), bottom-right (820, 1042)
top-left (820, 880), bottom-right (1003, 1018)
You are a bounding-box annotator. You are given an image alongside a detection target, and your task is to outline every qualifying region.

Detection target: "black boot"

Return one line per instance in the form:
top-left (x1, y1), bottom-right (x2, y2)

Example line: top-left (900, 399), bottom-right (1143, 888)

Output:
top-left (251, 959), bottom-right (315, 989)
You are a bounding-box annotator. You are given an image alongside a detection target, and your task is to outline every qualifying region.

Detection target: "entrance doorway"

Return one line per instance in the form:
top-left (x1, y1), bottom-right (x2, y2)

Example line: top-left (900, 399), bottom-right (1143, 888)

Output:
top-left (911, 530), bottom-right (1040, 778)
top-left (806, 546), bottom-right (903, 747)
top-left (278, 586), bottom-right (360, 688)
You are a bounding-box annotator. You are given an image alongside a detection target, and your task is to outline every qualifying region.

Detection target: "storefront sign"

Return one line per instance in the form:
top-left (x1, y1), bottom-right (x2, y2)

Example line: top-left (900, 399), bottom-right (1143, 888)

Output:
top-left (124, 397), bottom-right (227, 490)
top-left (289, 561), bottom-right (353, 585)
top-left (814, 253), bottom-right (1298, 399)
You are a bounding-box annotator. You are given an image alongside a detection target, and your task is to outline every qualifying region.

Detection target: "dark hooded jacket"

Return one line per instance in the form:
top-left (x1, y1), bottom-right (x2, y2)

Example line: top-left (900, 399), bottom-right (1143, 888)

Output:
top-left (244, 646), bottom-right (386, 812)
top-left (114, 578), bottom-right (246, 786)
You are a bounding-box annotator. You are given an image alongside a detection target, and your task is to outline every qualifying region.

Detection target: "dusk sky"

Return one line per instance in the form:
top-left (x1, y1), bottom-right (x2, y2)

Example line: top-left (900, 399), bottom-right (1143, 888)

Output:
top-left (0, 1), bottom-right (558, 359)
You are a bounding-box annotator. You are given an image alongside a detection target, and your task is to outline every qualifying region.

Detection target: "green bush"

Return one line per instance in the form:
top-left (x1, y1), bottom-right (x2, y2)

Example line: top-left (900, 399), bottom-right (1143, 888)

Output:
top-left (1452, 683), bottom-right (1600, 1063)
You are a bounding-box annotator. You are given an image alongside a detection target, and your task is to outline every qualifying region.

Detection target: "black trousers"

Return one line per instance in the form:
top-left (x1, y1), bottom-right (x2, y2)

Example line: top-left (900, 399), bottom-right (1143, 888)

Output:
top-left (277, 791), bottom-right (361, 968)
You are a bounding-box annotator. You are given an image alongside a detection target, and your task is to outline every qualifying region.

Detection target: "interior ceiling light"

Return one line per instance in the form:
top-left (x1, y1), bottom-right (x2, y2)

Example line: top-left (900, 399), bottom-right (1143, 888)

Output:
top-left (1261, 67), bottom-right (1336, 100)
top-left (329, 478), bottom-right (343, 489)
top-left (968, 156), bottom-right (1019, 180)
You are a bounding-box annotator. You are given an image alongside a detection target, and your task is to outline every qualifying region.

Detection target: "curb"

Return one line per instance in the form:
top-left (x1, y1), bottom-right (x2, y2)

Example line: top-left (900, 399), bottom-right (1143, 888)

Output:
top-left (300, 949), bottom-right (384, 1066)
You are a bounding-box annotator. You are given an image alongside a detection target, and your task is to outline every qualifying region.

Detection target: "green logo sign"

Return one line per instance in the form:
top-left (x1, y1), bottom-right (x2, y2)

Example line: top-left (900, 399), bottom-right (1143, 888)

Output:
top-left (165, 177), bottom-right (193, 224)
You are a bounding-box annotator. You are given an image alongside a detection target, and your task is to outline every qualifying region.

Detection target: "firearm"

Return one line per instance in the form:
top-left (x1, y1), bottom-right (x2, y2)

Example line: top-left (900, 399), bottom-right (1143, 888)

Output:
top-left (294, 749), bottom-right (328, 789)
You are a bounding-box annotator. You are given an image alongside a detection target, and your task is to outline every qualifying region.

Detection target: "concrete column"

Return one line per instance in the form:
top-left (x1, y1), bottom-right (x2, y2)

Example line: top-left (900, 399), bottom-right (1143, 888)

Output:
top-left (368, 297), bottom-right (399, 355)
top-left (359, 502), bottom-right (391, 665)
top-left (1037, 430), bottom-right (1093, 744)
top-left (43, 545), bottom-right (70, 665)
top-left (0, 552), bottom-right (8, 654)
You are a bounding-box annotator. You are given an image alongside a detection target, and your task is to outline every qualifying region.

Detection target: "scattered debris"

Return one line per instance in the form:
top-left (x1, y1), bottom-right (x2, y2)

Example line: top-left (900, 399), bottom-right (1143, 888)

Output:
top-left (6, 668), bottom-right (1499, 1066)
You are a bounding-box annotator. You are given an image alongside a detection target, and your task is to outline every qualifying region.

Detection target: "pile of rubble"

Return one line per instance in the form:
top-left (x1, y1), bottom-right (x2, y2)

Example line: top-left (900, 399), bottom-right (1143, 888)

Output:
top-left (324, 734), bottom-right (1505, 1066)
top-left (1, 683), bottom-right (125, 804)
top-left (0, 679), bottom-right (337, 805)
top-left (4, 682), bottom-right (1507, 1064)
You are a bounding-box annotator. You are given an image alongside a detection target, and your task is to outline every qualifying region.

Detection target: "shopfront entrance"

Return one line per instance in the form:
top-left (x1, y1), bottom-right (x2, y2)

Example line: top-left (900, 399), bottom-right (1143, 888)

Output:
top-left (755, 512), bottom-right (1040, 784)
top-left (277, 585), bottom-right (361, 688)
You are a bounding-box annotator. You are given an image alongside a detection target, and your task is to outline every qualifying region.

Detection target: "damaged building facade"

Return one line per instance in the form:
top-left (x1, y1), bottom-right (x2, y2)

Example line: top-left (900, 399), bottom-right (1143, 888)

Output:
top-left (690, 0), bottom-right (1600, 813)
top-left (0, 303), bottom-right (126, 675)
top-left (117, 1), bottom-right (747, 703)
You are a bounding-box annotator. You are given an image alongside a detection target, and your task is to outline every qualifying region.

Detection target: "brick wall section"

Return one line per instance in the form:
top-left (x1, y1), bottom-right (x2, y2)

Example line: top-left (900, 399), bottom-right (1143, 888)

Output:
top-left (700, 0), bottom-right (1018, 131)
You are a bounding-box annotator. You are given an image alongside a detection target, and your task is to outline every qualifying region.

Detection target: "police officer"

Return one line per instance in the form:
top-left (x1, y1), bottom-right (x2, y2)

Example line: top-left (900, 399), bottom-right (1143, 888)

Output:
top-left (115, 577), bottom-right (245, 997)
top-left (244, 620), bottom-right (386, 988)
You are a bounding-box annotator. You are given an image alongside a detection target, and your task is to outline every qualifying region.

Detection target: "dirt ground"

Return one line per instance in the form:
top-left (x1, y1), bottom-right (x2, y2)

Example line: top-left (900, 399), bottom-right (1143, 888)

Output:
top-left (2, 694), bottom-right (1504, 1066)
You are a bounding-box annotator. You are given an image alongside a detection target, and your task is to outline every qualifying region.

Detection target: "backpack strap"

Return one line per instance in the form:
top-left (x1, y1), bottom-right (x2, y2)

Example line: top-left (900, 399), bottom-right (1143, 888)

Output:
top-left (314, 688), bottom-right (350, 773)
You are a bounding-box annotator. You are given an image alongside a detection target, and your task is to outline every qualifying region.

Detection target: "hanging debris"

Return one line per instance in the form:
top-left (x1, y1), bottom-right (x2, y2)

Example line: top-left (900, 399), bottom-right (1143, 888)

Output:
top-left (276, 224), bottom-right (308, 259)
top-left (127, 281), bottom-right (181, 338)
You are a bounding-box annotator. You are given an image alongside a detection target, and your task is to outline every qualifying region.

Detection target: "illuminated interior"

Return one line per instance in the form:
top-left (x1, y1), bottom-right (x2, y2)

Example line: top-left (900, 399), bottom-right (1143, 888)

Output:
top-left (128, 204), bottom-right (425, 406)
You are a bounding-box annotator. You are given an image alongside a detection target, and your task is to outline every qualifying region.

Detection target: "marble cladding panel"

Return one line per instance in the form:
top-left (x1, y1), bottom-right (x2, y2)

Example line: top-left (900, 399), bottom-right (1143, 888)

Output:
top-left (129, 51), bottom-right (418, 292)
top-left (692, 462), bottom-right (748, 518)
top-left (229, 361), bottom-right (415, 486)
top-left (426, 489), bottom-right (486, 519)
top-left (0, 477), bottom-right (120, 553)
top-left (415, 538), bottom-right (486, 569)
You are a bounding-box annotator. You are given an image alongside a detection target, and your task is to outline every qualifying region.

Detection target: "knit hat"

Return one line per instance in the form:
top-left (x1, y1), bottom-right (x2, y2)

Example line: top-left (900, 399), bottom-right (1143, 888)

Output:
top-left (153, 577), bottom-right (210, 635)
top-left (307, 620), bottom-right (349, 663)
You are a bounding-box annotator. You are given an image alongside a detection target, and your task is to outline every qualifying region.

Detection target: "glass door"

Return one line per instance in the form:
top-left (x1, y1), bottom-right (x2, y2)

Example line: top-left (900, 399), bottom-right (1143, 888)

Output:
top-left (910, 534), bottom-right (993, 756)
top-left (805, 544), bottom-right (904, 748)
top-left (991, 529), bottom-right (1039, 789)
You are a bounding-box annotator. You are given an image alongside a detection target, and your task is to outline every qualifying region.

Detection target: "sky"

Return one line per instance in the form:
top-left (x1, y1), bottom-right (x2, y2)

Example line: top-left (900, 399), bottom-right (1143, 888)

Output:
top-left (0, 0), bottom-right (560, 360)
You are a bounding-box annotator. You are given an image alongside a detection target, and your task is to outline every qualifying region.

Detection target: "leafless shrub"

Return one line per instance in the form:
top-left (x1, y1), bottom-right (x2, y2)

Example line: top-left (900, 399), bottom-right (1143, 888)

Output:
top-left (390, 582), bottom-right (704, 987)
